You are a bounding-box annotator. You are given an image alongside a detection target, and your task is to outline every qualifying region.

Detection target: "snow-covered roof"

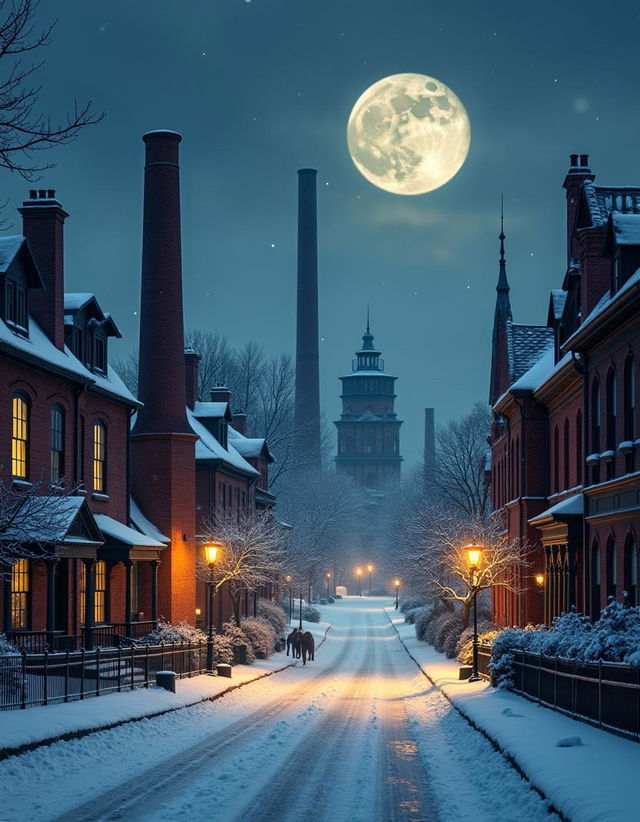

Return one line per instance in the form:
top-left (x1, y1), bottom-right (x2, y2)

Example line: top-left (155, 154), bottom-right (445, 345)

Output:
top-left (227, 426), bottom-right (273, 462)
top-left (358, 410), bottom-right (383, 422)
top-left (509, 323), bottom-right (554, 381)
top-left (0, 314), bottom-right (137, 405)
top-left (95, 514), bottom-right (165, 548)
top-left (187, 408), bottom-right (259, 476)
top-left (340, 370), bottom-right (396, 378)
top-left (609, 212), bottom-right (640, 245)
top-left (0, 236), bottom-right (26, 273)
top-left (550, 289), bottom-right (566, 320)
top-left (0, 496), bottom-right (103, 544)
top-left (509, 344), bottom-right (555, 392)
top-left (564, 268), bottom-right (640, 348)
top-left (130, 498), bottom-right (169, 544)
top-left (192, 401), bottom-right (230, 419)
top-left (582, 181), bottom-right (640, 227)
top-left (529, 493), bottom-right (583, 525)
top-left (64, 293), bottom-right (95, 311)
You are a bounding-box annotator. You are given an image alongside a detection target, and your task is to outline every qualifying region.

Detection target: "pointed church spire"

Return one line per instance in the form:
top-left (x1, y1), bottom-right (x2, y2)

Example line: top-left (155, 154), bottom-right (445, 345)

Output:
top-left (366, 303), bottom-right (370, 334)
top-left (497, 194), bottom-right (510, 295)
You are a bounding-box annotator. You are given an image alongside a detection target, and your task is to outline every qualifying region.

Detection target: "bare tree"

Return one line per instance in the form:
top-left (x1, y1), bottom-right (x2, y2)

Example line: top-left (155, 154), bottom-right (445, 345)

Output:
top-left (198, 508), bottom-right (287, 627)
top-left (111, 348), bottom-right (138, 397)
top-left (0, 470), bottom-right (82, 578)
top-left (433, 401), bottom-right (491, 519)
top-left (187, 329), bottom-right (234, 399)
top-left (407, 506), bottom-right (528, 626)
top-left (0, 0), bottom-right (103, 180)
top-left (229, 340), bottom-right (265, 420)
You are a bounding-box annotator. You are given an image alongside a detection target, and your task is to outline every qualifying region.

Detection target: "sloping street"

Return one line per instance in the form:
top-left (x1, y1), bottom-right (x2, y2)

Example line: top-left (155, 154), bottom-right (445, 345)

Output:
top-left (0, 599), bottom-right (555, 822)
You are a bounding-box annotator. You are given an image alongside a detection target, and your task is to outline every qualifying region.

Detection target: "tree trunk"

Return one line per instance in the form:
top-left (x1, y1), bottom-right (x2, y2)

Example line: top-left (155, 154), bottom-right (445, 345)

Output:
top-left (231, 591), bottom-right (242, 627)
top-left (461, 600), bottom-right (471, 628)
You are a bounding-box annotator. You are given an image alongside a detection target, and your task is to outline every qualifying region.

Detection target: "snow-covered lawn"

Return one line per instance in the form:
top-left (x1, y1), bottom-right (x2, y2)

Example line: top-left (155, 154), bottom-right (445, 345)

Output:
top-left (390, 607), bottom-right (640, 822)
top-left (0, 619), bottom-right (328, 757)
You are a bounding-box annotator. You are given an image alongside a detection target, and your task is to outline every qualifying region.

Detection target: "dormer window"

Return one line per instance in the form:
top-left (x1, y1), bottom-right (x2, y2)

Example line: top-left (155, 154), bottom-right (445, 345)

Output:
top-left (93, 334), bottom-right (107, 374)
top-left (4, 278), bottom-right (28, 333)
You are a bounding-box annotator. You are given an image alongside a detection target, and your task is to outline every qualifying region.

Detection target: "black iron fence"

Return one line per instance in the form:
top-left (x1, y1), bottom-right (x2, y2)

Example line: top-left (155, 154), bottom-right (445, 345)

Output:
top-left (0, 641), bottom-right (208, 711)
top-left (476, 643), bottom-right (640, 741)
top-left (6, 622), bottom-right (157, 653)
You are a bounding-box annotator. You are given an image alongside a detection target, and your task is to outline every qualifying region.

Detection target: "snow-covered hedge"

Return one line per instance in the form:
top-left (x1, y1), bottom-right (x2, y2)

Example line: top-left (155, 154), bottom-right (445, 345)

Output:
top-left (490, 602), bottom-right (640, 688)
top-left (223, 622), bottom-right (256, 664)
top-left (414, 601), bottom-right (494, 660)
top-left (241, 617), bottom-right (276, 659)
top-left (400, 597), bottom-right (428, 615)
top-left (456, 624), bottom-right (500, 665)
top-left (404, 606), bottom-right (426, 625)
top-left (256, 599), bottom-right (287, 637)
top-left (0, 633), bottom-right (21, 702)
top-left (302, 606), bottom-right (321, 623)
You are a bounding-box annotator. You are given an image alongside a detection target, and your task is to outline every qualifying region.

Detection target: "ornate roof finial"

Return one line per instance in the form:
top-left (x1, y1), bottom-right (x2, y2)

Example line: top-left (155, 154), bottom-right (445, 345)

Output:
top-left (366, 303), bottom-right (370, 334)
top-left (497, 194), bottom-right (509, 294)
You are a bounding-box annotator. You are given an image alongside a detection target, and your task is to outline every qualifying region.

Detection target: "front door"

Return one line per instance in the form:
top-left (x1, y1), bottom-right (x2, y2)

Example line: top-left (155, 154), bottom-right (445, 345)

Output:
top-left (54, 558), bottom-right (68, 633)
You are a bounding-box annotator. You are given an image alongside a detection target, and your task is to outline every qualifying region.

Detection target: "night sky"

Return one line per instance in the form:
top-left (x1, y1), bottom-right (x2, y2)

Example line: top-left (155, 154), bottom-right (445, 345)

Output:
top-left (4, 1), bottom-right (640, 468)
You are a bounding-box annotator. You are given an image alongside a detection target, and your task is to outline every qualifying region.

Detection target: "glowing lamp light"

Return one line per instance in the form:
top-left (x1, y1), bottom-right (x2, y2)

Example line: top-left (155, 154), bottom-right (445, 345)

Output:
top-left (285, 574), bottom-right (292, 583)
top-left (367, 563), bottom-right (374, 573)
top-left (465, 544), bottom-right (485, 569)
top-left (535, 573), bottom-right (545, 587)
top-left (356, 567), bottom-right (362, 577)
top-left (394, 579), bottom-right (400, 588)
top-left (326, 572), bottom-right (331, 579)
top-left (203, 542), bottom-right (221, 565)
top-left (195, 608), bottom-right (202, 617)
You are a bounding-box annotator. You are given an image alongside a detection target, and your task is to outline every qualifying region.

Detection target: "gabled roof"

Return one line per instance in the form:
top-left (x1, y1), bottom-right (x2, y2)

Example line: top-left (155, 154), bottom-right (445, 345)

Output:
top-left (529, 493), bottom-right (583, 526)
top-left (187, 407), bottom-right (260, 477)
top-left (0, 235), bottom-right (45, 288)
top-left (227, 426), bottom-right (274, 463)
top-left (192, 401), bottom-right (232, 422)
top-left (64, 293), bottom-right (122, 338)
top-left (548, 290), bottom-right (566, 325)
top-left (358, 410), bottom-right (383, 422)
top-left (0, 496), bottom-right (103, 546)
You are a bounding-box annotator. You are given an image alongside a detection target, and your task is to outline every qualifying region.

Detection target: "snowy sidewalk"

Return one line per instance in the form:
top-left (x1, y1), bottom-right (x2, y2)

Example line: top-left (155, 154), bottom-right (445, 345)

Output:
top-left (0, 620), bottom-right (329, 758)
top-left (388, 607), bottom-right (640, 822)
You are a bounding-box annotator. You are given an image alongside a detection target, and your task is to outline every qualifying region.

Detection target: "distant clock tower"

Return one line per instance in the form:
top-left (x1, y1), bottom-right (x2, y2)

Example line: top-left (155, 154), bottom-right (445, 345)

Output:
top-left (335, 319), bottom-right (402, 489)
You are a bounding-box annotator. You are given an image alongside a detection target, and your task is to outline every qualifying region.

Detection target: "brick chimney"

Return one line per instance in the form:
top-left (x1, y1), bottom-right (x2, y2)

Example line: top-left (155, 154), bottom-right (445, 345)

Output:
top-left (232, 409), bottom-right (248, 435)
top-left (210, 384), bottom-right (232, 404)
top-left (130, 130), bottom-right (196, 624)
top-left (19, 190), bottom-right (68, 349)
top-left (562, 153), bottom-right (595, 264)
top-left (184, 348), bottom-right (200, 409)
top-left (294, 168), bottom-right (321, 470)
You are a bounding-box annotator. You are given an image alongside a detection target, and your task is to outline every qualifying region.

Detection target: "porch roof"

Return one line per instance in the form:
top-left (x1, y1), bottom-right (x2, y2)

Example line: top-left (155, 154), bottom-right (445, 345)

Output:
top-left (528, 493), bottom-right (583, 526)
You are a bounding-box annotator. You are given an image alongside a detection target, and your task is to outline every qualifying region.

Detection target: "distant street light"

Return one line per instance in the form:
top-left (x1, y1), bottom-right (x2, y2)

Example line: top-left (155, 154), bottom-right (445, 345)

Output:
top-left (465, 544), bottom-right (485, 682)
top-left (356, 567), bottom-right (362, 596)
top-left (367, 563), bottom-right (374, 596)
top-left (535, 573), bottom-right (545, 587)
top-left (285, 575), bottom-right (293, 624)
top-left (299, 587), bottom-right (304, 630)
top-left (325, 572), bottom-right (331, 597)
top-left (203, 541), bottom-right (222, 674)
top-left (394, 579), bottom-right (400, 610)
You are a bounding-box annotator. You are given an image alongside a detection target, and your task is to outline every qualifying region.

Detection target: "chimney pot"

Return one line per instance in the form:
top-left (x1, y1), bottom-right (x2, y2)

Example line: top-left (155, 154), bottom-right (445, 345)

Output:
top-left (29, 189), bottom-right (37, 199)
top-left (47, 189), bottom-right (55, 199)
top-left (580, 153), bottom-right (589, 167)
top-left (38, 189), bottom-right (46, 199)
top-left (570, 154), bottom-right (578, 168)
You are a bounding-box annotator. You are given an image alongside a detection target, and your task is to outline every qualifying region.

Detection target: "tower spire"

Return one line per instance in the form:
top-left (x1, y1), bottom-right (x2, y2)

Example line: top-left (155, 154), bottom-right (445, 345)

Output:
top-left (366, 303), bottom-right (370, 334)
top-left (497, 194), bottom-right (509, 294)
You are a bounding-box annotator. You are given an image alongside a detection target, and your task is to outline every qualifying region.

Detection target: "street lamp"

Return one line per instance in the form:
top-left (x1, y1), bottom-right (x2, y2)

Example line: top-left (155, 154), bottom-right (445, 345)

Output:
top-left (285, 575), bottom-right (293, 624)
top-left (464, 543), bottom-right (485, 682)
top-left (325, 572), bottom-right (331, 597)
top-left (394, 579), bottom-right (400, 609)
top-left (535, 573), bottom-right (545, 587)
top-left (298, 586), bottom-right (304, 630)
top-left (203, 541), bottom-right (222, 674)
top-left (367, 563), bottom-right (374, 596)
top-left (355, 567), bottom-right (362, 596)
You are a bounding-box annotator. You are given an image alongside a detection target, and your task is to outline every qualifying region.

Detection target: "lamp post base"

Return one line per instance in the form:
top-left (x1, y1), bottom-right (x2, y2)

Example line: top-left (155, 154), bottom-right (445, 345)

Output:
top-left (468, 674), bottom-right (482, 683)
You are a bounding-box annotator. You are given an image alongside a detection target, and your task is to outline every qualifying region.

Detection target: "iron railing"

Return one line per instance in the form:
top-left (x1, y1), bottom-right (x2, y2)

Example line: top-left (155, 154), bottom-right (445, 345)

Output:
top-left (6, 622), bottom-right (157, 653)
top-left (478, 643), bottom-right (640, 741)
top-left (0, 641), bottom-right (207, 711)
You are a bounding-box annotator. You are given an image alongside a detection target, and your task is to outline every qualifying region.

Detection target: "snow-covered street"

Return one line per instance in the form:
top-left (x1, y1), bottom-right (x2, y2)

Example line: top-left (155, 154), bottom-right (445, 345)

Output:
top-left (1, 598), bottom-right (555, 822)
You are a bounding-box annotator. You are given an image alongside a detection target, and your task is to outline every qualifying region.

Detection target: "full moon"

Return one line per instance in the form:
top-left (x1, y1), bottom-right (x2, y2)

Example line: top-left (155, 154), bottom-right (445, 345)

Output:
top-left (347, 73), bottom-right (470, 195)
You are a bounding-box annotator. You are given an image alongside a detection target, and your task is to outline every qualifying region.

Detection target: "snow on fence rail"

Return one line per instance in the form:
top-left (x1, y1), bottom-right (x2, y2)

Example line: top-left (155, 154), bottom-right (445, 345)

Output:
top-left (0, 642), bottom-right (209, 710)
top-left (477, 643), bottom-right (640, 741)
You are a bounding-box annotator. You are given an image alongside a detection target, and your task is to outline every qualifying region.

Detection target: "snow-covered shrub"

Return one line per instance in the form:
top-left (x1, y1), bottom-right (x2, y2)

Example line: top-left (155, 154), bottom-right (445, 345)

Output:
top-left (302, 606), bottom-right (320, 623)
top-left (489, 626), bottom-right (546, 687)
top-left (256, 598), bottom-right (287, 637)
top-left (574, 601), bottom-right (640, 664)
top-left (211, 635), bottom-right (234, 666)
top-left (413, 607), bottom-right (433, 640)
top-left (404, 606), bottom-right (425, 625)
top-left (138, 620), bottom-right (207, 646)
top-left (241, 617), bottom-right (276, 659)
top-left (327, 596), bottom-right (335, 603)
top-left (0, 633), bottom-right (21, 702)
top-left (223, 622), bottom-right (256, 664)
top-left (400, 597), bottom-right (428, 614)
top-left (456, 623), bottom-right (500, 664)
top-left (334, 593), bottom-right (343, 599)
top-left (421, 603), bottom-right (453, 646)
top-left (437, 613), bottom-right (465, 658)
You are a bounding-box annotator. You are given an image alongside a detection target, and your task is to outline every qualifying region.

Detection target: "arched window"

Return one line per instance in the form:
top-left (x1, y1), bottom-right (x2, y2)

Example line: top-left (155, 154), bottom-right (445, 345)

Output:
top-left (563, 418), bottom-right (570, 490)
top-left (553, 425), bottom-right (560, 493)
top-left (606, 368), bottom-right (617, 450)
top-left (606, 538), bottom-right (617, 601)
top-left (92, 421), bottom-right (106, 492)
top-left (623, 356), bottom-right (636, 473)
top-left (576, 410), bottom-right (583, 485)
top-left (591, 541), bottom-right (601, 619)
top-left (50, 405), bottom-right (65, 485)
top-left (11, 393), bottom-right (29, 478)
top-left (623, 536), bottom-right (637, 606)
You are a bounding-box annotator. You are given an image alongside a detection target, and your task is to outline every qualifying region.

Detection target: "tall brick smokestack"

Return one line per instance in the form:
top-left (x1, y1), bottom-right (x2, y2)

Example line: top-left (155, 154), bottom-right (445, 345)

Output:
top-left (131, 130), bottom-right (196, 624)
top-left (424, 408), bottom-right (436, 489)
top-left (294, 168), bottom-right (321, 470)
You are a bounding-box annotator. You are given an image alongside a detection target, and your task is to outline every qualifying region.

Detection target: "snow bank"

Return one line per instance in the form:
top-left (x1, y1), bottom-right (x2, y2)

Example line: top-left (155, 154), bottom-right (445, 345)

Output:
top-left (388, 608), bottom-right (639, 822)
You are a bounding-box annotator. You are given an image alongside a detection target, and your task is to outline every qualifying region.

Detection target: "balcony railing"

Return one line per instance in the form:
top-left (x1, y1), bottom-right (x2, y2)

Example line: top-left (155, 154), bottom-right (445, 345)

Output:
top-left (6, 621), bottom-right (157, 653)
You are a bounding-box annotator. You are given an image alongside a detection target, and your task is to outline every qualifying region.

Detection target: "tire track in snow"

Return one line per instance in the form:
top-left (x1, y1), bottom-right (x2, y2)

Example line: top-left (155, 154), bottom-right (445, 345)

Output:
top-left (55, 625), bottom-right (354, 822)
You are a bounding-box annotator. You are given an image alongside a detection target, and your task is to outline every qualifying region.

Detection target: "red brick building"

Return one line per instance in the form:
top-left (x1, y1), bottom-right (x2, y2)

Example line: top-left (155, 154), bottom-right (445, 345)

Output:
top-left (1, 132), bottom-right (278, 649)
top-left (490, 155), bottom-right (640, 627)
